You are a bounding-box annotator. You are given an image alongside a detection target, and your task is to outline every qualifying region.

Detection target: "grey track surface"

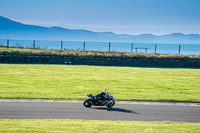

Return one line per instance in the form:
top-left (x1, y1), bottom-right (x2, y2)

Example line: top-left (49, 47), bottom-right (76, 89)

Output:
top-left (0, 102), bottom-right (200, 122)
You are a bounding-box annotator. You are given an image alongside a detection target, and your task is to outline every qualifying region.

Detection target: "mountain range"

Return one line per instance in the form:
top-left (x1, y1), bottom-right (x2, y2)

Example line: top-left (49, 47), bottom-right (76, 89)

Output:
top-left (0, 16), bottom-right (200, 44)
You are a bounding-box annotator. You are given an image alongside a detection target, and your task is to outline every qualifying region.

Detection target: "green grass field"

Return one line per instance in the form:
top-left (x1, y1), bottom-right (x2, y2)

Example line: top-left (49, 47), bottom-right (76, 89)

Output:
top-left (0, 64), bottom-right (199, 102)
top-left (0, 119), bottom-right (199, 133)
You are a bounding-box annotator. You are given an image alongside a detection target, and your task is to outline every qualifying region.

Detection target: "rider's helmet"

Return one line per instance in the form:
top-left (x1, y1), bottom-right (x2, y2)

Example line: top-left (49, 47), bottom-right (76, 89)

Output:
top-left (104, 89), bottom-right (108, 94)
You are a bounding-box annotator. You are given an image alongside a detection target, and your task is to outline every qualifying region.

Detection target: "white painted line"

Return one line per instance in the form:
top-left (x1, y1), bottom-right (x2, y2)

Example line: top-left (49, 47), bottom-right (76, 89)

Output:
top-left (0, 99), bottom-right (199, 106)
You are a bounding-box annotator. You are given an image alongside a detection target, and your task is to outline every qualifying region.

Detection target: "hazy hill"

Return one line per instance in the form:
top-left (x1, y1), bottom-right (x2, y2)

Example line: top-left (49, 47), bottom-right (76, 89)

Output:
top-left (0, 16), bottom-right (200, 43)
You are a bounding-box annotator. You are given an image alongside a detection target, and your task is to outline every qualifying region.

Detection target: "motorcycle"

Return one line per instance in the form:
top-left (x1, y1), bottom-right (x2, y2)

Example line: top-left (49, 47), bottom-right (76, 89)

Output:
top-left (83, 93), bottom-right (115, 108)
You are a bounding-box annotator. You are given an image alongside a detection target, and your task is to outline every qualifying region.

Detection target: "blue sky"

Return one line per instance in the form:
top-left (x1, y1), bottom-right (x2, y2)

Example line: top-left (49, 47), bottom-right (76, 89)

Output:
top-left (0, 0), bottom-right (200, 35)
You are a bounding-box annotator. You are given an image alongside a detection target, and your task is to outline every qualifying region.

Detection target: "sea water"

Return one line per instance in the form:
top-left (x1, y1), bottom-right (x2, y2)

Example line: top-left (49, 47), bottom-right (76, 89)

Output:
top-left (0, 39), bottom-right (200, 55)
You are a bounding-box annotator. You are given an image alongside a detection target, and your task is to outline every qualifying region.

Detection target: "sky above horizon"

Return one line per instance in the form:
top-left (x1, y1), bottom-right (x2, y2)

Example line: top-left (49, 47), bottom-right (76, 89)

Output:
top-left (0, 0), bottom-right (200, 35)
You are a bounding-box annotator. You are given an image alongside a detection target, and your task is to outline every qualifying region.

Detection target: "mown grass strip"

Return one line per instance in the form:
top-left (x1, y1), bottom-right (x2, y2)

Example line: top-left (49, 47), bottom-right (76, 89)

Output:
top-left (0, 64), bottom-right (199, 102)
top-left (0, 119), bottom-right (200, 133)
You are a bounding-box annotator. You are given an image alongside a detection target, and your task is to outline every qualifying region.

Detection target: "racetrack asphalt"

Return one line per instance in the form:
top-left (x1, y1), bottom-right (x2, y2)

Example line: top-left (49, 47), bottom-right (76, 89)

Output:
top-left (0, 101), bottom-right (200, 122)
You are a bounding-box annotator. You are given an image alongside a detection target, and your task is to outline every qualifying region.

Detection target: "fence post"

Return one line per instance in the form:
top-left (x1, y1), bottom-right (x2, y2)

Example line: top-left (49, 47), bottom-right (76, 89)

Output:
top-left (178, 45), bottom-right (181, 54)
top-left (155, 44), bottom-right (157, 53)
top-left (33, 40), bottom-right (35, 48)
top-left (7, 39), bottom-right (9, 49)
top-left (131, 43), bottom-right (133, 52)
top-left (108, 42), bottom-right (111, 51)
top-left (61, 41), bottom-right (63, 50)
top-left (145, 48), bottom-right (147, 53)
top-left (83, 42), bottom-right (86, 51)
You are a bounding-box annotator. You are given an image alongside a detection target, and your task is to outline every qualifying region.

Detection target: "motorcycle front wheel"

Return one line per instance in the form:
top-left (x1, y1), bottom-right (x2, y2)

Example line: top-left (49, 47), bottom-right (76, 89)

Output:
top-left (106, 100), bottom-right (115, 108)
top-left (83, 99), bottom-right (93, 108)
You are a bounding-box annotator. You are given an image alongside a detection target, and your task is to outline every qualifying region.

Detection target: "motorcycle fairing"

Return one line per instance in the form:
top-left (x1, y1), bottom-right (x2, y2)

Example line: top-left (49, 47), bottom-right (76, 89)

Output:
top-left (87, 94), bottom-right (94, 99)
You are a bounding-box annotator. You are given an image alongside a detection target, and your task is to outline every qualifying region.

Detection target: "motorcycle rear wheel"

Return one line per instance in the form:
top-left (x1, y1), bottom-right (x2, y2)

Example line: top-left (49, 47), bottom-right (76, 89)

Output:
top-left (83, 99), bottom-right (93, 108)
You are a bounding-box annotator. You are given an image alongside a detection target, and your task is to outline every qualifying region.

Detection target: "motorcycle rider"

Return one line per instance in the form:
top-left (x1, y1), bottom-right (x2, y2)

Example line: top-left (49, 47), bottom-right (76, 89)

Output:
top-left (95, 89), bottom-right (109, 103)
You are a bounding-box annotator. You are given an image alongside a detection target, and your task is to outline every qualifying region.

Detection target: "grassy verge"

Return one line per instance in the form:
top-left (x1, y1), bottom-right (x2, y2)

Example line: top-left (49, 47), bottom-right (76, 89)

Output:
top-left (0, 119), bottom-right (200, 133)
top-left (1, 45), bottom-right (200, 59)
top-left (0, 64), bottom-right (199, 102)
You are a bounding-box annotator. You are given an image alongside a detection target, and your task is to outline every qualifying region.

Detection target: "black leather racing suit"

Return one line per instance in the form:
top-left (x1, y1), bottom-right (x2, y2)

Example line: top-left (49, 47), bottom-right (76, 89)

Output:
top-left (95, 92), bottom-right (106, 101)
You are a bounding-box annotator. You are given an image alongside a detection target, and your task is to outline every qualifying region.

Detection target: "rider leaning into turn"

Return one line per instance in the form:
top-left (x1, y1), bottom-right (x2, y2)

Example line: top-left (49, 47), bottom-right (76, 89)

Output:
top-left (95, 89), bottom-right (109, 102)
